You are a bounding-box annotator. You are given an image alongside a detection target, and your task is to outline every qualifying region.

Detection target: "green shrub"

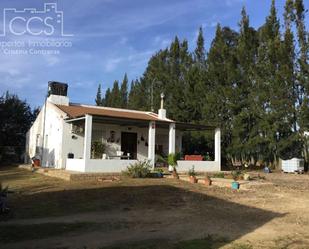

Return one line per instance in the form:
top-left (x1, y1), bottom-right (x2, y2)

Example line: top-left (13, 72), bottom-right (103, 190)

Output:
top-left (123, 160), bottom-right (151, 178)
top-left (231, 170), bottom-right (242, 181)
top-left (188, 166), bottom-right (197, 177)
top-left (154, 168), bottom-right (164, 174)
top-left (167, 153), bottom-right (177, 168)
top-left (91, 141), bottom-right (106, 159)
top-left (213, 172), bottom-right (225, 178)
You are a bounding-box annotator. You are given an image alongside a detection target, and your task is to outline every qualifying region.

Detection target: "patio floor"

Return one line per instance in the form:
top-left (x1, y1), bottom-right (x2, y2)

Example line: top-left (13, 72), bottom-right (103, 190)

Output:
top-left (18, 165), bottom-right (120, 181)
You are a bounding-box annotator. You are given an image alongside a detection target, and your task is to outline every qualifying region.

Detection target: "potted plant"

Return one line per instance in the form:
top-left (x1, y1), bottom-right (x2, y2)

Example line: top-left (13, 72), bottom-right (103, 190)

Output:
top-left (204, 174), bottom-right (212, 186)
top-left (231, 170), bottom-right (240, 190)
top-left (91, 141), bottom-right (106, 159)
top-left (168, 153), bottom-right (179, 179)
top-left (188, 166), bottom-right (198, 183)
top-left (243, 172), bottom-right (250, 181)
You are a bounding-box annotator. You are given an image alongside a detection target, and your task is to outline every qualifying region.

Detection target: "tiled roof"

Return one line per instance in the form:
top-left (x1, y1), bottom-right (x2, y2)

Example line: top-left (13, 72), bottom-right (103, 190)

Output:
top-left (55, 104), bottom-right (174, 122)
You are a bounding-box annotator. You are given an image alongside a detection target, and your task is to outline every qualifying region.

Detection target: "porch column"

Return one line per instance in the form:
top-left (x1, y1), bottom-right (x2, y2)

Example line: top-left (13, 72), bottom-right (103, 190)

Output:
top-left (83, 114), bottom-right (93, 161)
top-left (148, 121), bottom-right (156, 168)
top-left (168, 123), bottom-right (176, 154)
top-left (214, 128), bottom-right (221, 169)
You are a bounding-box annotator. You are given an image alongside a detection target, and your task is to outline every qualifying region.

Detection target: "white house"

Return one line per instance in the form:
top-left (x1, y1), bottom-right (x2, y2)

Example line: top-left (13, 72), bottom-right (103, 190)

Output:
top-left (25, 82), bottom-right (221, 173)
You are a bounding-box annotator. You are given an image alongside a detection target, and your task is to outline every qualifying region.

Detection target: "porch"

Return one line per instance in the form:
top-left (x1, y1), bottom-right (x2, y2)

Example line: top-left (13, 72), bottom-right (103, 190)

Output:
top-left (64, 114), bottom-right (221, 173)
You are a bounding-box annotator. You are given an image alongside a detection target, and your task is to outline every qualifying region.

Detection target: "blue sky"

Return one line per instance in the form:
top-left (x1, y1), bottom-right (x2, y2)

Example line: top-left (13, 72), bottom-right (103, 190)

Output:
top-left (0, 0), bottom-right (308, 108)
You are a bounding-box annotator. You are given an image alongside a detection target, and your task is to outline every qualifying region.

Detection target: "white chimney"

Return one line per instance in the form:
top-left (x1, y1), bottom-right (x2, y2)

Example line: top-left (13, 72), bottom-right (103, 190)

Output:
top-left (158, 92), bottom-right (166, 119)
top-left (47, 81), bottom-right (69, 106)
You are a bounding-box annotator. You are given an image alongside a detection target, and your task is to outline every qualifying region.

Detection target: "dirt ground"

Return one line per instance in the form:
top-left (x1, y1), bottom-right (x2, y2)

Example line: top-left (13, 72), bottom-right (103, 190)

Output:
top-left (1, 166), bottom-right (309, 249)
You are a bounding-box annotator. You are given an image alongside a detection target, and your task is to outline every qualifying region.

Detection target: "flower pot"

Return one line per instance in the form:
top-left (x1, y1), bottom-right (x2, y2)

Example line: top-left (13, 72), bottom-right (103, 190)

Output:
top-left (172, 170), bottom-right (179, 179)
top-left (231, 181), bottom-right (240, 190)
top-left (243, 173), bottom-right (250, 181)
top-left (204, 178), bottom-right (212, 186)
top-left (189, 176), bottom-right (198, 183)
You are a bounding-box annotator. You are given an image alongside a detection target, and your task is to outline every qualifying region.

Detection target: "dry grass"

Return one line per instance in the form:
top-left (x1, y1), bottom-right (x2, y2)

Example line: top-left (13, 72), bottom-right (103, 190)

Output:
top-left (1, 166), bottom-right (309, 249)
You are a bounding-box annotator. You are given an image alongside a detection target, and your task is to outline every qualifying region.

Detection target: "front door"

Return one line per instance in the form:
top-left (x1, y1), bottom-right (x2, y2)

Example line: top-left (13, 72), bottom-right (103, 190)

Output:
top-left (121, 132), bottom-right (137, 159)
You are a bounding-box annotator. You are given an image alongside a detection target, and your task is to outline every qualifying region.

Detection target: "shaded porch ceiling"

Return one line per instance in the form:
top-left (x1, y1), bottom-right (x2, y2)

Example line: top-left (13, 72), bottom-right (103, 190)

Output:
top-left (65, 115), bottom-right (217, 131)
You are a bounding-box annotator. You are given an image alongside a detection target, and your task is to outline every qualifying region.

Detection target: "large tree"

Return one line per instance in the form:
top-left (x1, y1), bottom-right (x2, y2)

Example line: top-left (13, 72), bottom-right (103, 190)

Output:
top-left (95, 0), bottom-right (309, 167)
top-left (120, 73), bottom-right (128, 108)
top-left (0, 92), bottom-right (37, 163)
top-left (95, 84), bottom-right (103, 106)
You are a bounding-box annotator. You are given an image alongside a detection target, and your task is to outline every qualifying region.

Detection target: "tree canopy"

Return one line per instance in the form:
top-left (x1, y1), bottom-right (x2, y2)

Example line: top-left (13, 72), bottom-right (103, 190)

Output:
top-left (95, 0), bottom-right (309, 167)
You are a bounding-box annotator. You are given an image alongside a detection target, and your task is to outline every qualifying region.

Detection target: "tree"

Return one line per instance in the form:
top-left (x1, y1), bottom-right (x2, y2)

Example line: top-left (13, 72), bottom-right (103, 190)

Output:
top-left (203, 24), bottom-right (239, 163)
top-left (294, 0), bottom-right (309, 127)
top-left (93, 0), bottom-right (309, 167)
top-left (0, 92), bottom-right (36, 163)
top-left (229, 7), bottom-right (259, 163)
top-left (120, 73), bottom-right (128, 108)
top-left (194, 26), bottom-right (206, 65)
top-left (104, 88), bottom-right (112, 107)
top-left (95, 84), bottom-right (103, 106)
top-left (110, 80), bottom-right (121, 107)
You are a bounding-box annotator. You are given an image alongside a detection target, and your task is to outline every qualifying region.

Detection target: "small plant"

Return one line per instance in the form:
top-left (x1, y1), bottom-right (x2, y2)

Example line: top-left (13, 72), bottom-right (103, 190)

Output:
top-left (91, 141), bottom-right (106, 159)
top-left (231, 170), bottom-right (242, 181)
top-left (203, 153), bottom-right (211, 161)
top-left (188, 166), bottom-right (198, 183)
top-left (168, 153), bottom-right (180, 179)
top-left (154, 168), bottom-right (164, 174)
top-left (205, 173), bottom-right (211, 180)
top-left (156, 155), bottom-right (167, 164)
top-left (167, 153), bottom-right (178, 170)
top-left (204, 173), bottom-right (212, 186)
top-left (122, 160), bottom-right (151, 178)
top-left (188, 166), bottom-right (197, 177)
top-left (213, 172), bottom-right (225, 178)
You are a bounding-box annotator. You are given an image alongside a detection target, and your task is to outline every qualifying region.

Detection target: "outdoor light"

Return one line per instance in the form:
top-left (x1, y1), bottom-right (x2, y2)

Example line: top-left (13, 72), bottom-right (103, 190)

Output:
top-left (160, 92), bottom-right (165, 99)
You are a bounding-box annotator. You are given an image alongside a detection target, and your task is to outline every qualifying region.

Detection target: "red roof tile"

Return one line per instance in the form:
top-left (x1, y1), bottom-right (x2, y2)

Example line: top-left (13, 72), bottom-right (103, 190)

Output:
top-left (55, 104), bottom-right (174, 122)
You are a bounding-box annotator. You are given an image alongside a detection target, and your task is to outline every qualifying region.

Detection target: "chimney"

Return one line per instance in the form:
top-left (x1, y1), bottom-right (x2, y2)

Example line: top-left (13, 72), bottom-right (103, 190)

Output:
top-left (47, 81), bottom-right (69, 105)
top-left (158, 93), bottom-right (166, 119)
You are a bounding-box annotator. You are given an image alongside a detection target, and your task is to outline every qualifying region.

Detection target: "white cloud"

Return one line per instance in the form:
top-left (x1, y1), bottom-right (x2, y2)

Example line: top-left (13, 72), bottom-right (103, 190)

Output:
top-left (225, 0), bottom-right (245, 7)
top-left (44, 55), bottom-right (60, 66)
top-left (103, 57), bottom-right (123, 72)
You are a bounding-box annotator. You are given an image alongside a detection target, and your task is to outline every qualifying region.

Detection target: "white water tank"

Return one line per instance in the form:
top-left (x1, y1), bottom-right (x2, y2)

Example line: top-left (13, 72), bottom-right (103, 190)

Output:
top-left (282, 158), bottom-right (304, 173)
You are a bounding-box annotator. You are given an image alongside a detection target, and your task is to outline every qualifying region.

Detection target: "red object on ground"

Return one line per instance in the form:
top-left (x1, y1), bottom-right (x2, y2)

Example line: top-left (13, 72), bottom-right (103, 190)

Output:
top-left (33, 159), bottom-right (41, 167)
top-left (185, 155), bottom-right (203, 161)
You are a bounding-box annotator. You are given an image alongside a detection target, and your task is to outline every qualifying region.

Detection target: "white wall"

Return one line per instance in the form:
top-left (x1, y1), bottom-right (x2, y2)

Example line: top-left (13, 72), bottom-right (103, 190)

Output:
top-left (85, 159), bottom-right (138, 173)
top-left (66, 158), bottom-right (85, 172)
top-left (61, 121), bottom-right (84, 163)
top-left (26, 101), bottom-right (70, 169)
top-left (177, 160), bottom-right (221, 172)
top-left (26, 107), bottom-right (44, 162)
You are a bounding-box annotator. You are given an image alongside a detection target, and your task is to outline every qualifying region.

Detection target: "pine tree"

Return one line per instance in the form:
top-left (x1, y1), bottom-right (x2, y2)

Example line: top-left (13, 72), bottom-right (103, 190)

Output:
top-left (95, 84), bottom-right (103, 106)
top-left (120, 73), bottom-right (128, 108)
top-left (204, 24), bottom-right (239, 162)
top-left (294, 0), bottom-right (309, 126)
top-left (92, 0), bottom-right (309, 167)
top-left (110, 80), bottom-right (121, 107)
top-left (230, 7), bottom-right (259, 163)
top-left (104, 88), bottom-right (111, 107)
top-left (194, 27), bottom-right (206, 65)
